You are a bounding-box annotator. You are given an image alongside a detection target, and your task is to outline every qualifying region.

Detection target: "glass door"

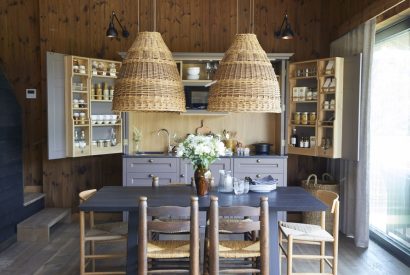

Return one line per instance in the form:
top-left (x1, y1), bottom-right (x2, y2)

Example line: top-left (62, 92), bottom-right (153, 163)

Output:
top-left (369, 17), bottom-right (410, 261)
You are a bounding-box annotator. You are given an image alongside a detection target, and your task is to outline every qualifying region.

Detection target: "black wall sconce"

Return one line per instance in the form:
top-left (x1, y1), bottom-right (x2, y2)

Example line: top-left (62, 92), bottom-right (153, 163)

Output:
top-left (275, 13), bottom-right (294, 39)
top-left (106, 11), bottom-right (130, 38)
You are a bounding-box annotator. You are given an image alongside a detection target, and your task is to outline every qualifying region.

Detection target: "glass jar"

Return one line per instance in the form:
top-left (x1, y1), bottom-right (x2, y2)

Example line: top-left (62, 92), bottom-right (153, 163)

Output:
top-left (309, 112), bottom-right (316, 125)
top-left (301, 112), bottom-right (308, 125)
top-left (294, 112), bottom-right (301, 125)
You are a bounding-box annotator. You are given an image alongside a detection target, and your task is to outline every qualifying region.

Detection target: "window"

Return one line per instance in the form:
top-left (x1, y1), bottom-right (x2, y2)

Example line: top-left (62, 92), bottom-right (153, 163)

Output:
top-left (369, 17), bottom-right (410, 263)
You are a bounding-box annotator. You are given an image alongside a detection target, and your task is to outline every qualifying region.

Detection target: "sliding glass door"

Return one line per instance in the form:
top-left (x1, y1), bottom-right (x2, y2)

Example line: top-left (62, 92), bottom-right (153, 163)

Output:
top-left (369, 18), bottom-right (410, 260)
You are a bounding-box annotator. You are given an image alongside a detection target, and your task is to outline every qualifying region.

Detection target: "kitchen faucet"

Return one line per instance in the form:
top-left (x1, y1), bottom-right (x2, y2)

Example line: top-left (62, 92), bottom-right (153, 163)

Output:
top-left (157, 128), bottom-right (172, 153)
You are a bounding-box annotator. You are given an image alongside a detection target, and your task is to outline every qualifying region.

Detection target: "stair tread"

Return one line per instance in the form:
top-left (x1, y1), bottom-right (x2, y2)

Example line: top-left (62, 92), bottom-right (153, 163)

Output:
top-left (23, 192), bottom-right (45, 206)
top-left (18, 208), bottom-right (71, 228)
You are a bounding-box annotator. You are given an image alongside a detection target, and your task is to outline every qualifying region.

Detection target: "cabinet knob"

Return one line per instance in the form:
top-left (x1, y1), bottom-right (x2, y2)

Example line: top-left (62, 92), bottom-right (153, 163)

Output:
top-left (180, 174), bottom-right (185, 178)
top-left (149, 174), bottom-right (154, 178)
top-left (256, 159), bottom-right (261, 163)
top-left (148, 159), bottom-right (154, 163)
top-left (256, 174), bottom-right (261, 178)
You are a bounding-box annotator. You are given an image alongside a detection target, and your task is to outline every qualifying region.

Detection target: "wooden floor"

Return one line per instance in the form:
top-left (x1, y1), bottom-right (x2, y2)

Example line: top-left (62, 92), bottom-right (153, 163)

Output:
top-left (0, 222), bottom-right (408, 275)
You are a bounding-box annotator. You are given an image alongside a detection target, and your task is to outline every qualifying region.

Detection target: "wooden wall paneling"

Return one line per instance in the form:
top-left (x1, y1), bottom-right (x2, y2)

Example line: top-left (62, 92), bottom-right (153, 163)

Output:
top-left (158, 0), bottom-right (210, 52)
top-left (209, 0), bottom-right (238, 52)
top-left (0, 0), bottom-right (43, 188)
top-left (376, 0), bottom-right (410, 26)
top-left (322, 0), bottom-right (405, 42)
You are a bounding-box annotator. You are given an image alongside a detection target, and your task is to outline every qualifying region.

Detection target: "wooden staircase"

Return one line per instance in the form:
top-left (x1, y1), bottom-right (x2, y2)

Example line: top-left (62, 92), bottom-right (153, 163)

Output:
top-left (17, 208), bottom-right (71, 242)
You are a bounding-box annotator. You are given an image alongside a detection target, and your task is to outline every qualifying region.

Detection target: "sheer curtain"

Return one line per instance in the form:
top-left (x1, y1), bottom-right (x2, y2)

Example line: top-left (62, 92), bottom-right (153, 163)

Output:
top-left (330, 18), bottom-right (376, 247)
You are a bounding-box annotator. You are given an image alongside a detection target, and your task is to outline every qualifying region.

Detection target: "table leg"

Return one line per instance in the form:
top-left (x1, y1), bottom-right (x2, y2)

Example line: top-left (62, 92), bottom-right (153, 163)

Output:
top-left (126, 210), bottom-right (138, 275)
top-left (269, 211), bottom-right (279, 275)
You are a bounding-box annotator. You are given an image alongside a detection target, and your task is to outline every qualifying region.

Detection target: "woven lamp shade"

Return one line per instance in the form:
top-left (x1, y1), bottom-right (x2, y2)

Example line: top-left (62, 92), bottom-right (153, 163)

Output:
top-left (208, 33), bottom-right (281, 113)
top-left (112, 32), bottom-right (185, 112)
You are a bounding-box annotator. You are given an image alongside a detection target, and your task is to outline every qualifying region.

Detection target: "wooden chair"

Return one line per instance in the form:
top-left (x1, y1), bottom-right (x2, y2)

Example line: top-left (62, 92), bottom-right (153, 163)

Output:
top-left (138, 196), bottom-right (200, 275)
top-left (79, 189), bottom-right (128, 275)
top-left (204, 195), bottom-right (270, 275)
top-left (279, 190), bottom-right (339, 275)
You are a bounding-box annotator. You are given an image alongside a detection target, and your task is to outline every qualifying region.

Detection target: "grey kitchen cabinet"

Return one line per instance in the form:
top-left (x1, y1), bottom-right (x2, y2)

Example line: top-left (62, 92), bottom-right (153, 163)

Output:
top-left (123, 157), bottom-right (179, 186)
top-left (179, 158), bottom-right (232, 185)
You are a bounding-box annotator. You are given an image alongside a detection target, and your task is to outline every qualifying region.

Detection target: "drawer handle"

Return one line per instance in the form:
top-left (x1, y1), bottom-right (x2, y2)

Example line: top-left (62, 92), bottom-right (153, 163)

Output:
top-left (256, 174), bottom-right (261, 178)
top-left (148, 159), bottom-right (154, 163)
top-left (256, 159), bottom-right (261, 163)
top-left (180, 174), bottom-right (185, 178)
top-left (149, 174), bottom-right (154, 178)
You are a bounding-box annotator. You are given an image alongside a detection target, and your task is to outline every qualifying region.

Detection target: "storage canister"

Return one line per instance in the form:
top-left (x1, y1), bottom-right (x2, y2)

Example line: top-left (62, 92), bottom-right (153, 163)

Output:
top-left (294, 112), bottom-right (301, 124)
top-left (301, 112), bottom-right (308, 125)
top-left (309, 112), bottom-right (316, 125)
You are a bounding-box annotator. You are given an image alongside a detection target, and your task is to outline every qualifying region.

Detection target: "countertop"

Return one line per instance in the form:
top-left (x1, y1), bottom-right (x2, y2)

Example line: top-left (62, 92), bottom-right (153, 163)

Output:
top-left (122, 153), bottom-right (288, 159)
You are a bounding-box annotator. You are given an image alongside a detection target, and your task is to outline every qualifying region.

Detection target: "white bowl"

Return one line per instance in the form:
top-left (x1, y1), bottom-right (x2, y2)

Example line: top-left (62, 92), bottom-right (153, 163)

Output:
top-left (110, 119), bottom-right (117, 124)
top-left (187, 74), bottom-right (200, 80)
top-left (187, 67), bottom-right (200, 75)
top-left (110, 114), bottom-right (117, 120)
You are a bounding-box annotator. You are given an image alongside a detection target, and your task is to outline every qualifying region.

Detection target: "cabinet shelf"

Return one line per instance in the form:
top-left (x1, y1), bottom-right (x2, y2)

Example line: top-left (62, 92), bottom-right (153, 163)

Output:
top-left (91, 99), bottom-right (113, 103)
top-left (91, 74), bottom-right (117, 79)
top-left (290, 124), bottom-right (316, 128)
top-left (287, 57), bottom-right (344, 158)
top-left (91, 123), bottom-right (121, 127)
top-left (72, 72), bottom-right (88, 76)
top-left (65, 55), bottom-right (123, 158)
top-left (182, 79), bottom-right (213, 86)
top-left (291, 100), bottom-right (317, 104)
top-left (290, 76), bottom-right (317, 80)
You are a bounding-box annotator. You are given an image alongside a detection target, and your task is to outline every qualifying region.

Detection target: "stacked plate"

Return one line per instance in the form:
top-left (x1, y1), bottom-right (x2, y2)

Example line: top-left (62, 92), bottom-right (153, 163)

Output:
top-left (186, 67), bottom-right (200, 80)
top-left (249, 184), bottom-right (277, 193)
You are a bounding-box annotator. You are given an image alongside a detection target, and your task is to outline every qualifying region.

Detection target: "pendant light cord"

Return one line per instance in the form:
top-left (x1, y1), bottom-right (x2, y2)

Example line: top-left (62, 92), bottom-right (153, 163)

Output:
top-left (236, 0), bottom-right (239, 34)
top-left (137, 0), bottom-right (140, 32)
top-left (250, 0), bottom-right (255, 33)
top-left (153, 0), bottom-right (157, 32)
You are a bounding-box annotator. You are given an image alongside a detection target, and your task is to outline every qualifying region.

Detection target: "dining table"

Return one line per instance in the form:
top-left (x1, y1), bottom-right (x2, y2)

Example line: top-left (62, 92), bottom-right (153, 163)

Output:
top-left (79, 185), bottom-right (327, 275)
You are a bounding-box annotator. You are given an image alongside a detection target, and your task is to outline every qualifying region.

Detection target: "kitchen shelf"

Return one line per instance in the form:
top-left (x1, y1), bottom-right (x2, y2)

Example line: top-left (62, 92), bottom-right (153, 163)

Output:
top-left (287, 57), bottom-right (344, 158)
top-left (65, 55), bottom-right (123, 157)
top-left (179, 110), bottom-right (229, 116)
top-left (290, 76), bottom-right (317, 80)
top-left (91, 74), bottom-right (118, 79)
top-left (291, 100), bottom-right (317, 104)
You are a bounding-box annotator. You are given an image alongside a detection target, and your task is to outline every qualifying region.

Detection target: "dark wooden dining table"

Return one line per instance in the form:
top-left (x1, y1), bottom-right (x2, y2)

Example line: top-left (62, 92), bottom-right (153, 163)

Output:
top-left (79, 186), bottom-right (326, 275)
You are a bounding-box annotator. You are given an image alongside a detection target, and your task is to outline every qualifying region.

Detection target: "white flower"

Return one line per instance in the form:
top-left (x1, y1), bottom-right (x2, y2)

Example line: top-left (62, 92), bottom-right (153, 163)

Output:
top-left (177, 134), bottom-right (226, 168)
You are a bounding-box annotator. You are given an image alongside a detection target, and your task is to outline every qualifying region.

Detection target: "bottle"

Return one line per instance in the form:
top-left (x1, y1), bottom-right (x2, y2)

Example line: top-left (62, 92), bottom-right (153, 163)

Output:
top-left (304, 136), bottom-right (310, 148)
top-left (79, 130), bottom-right (86, 149)
top-left (224, 171), bottom-right (233, 193)
top-left (218, 170), bottom-right (226, 192)
top-left (299, 137), bottom-right (305, 148)
top-left (96, 83), bottom-right (102, 100)
top-left (291, 128), bottom-right (298, 147)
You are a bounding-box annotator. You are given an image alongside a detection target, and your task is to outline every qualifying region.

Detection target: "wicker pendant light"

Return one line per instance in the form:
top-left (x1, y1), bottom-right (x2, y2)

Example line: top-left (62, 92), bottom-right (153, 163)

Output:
top-left (207, 33), bottom-right (281, 113)
top-left (112, 32), bottom-right (185, 112)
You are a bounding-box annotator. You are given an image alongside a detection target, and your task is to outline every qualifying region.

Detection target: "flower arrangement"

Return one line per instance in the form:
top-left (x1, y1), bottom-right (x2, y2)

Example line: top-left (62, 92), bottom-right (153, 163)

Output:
top-left (176, 134), bottom-right (225, 169)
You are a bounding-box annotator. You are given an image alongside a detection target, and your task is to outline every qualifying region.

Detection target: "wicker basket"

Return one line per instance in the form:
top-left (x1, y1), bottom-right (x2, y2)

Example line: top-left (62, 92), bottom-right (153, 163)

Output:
top-left (301, 173), bottom-right (339, 232)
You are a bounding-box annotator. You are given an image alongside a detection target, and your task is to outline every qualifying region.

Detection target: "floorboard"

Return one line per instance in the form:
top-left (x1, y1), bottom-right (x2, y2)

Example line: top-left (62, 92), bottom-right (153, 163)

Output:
top-left (0, 222), bottom-right (408, 275)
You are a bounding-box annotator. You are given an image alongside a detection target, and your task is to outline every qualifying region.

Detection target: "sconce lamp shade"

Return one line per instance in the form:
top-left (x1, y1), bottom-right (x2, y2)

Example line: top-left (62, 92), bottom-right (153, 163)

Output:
top-left (106, 21), bottom-right (118, 38)
top-left (208, 34), bottom-right (281, 113)
top-left (112, 32), bottom-right (185, 112)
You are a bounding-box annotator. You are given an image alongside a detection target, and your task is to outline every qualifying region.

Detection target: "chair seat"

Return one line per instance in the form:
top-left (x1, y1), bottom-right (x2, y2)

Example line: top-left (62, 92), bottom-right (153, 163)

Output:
top-left (147, 240), bottom-right (191, 259)
top-left (279, 222), bottom-right (334, 242)
top-left (218, 240), bottom-right (260, 258)
top-left (94, 221), bottom-right (128, 235)
top-left (85, 228), bottom-right (127, 241)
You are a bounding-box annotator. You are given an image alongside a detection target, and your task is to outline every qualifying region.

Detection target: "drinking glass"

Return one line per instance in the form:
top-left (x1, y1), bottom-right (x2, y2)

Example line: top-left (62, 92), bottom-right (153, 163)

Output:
top-left (233, 178), bottom-right (244, 195)
top-left (243, 179), bottom-right (250, 194)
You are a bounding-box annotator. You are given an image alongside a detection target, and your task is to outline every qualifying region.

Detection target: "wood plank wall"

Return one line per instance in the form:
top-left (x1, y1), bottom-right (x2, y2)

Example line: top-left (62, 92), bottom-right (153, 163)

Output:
top-left (0, 0), bottom-right (404, 210)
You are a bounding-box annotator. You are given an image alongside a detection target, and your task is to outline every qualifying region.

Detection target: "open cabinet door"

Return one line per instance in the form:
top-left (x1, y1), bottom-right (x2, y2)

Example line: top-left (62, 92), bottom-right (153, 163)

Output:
top-left (341, 54), bottom-right (362, 161)
top-left (47, 52), bottom-right (66, 160)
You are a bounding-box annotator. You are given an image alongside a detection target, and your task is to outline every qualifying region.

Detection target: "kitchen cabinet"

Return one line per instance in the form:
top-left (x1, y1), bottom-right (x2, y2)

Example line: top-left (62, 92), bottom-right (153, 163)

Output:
top-left (123, 157), bottom-right (179, 186)
top-left (65, 56), bottom-right (123, 157)
top-left (123, 156), bottom-right (287, 187)
top-left (287, 57), bottom-right (344, 158)
top-left (172, 52), bottom-right (292, 118)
